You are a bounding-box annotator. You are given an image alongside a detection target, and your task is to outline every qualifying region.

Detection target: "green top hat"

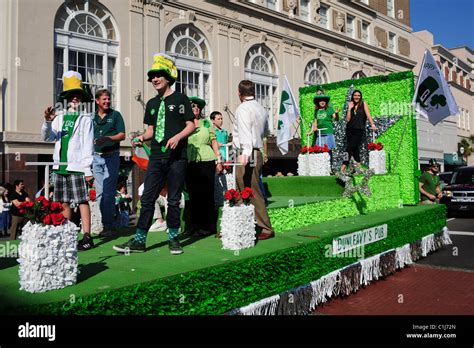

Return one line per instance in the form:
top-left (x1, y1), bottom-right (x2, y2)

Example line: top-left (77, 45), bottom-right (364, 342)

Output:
top-left (189, 96), bottom-right (206, 111)
top-left (147, 54), bottom-right (178, 85)
top-left (429, 158), bottom-right (439, 167)
top-left (58, 71), bottom-right (92, 103)
top-left (313, 94), bottom-right (331, 104)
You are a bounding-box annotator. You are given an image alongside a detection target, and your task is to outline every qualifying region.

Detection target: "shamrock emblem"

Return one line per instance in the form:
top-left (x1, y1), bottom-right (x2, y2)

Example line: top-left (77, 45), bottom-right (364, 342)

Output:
top-left (430, 94), bottom-right (446, 109)
top-left (277, 120), bottom-right (284, 130)
top-left (279, 91), bottom-right (290, 115)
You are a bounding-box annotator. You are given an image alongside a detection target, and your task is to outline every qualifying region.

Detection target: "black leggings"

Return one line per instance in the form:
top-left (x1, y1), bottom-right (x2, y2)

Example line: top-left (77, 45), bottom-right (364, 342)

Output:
top-left (186, 160), bottom-right (216, 233)
top-left (343, 129), bottom-right (365, 165)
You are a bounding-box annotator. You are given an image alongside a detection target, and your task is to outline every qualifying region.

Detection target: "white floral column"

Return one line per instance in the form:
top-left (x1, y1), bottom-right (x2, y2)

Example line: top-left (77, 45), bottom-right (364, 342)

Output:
top-left (220, 204), bottom-right (256, 250)
top-left (308, 153), bottom-right (331, 176)
top-left (297, 154), bottom-right (309, 176)
top-left (369, 150), bottom-right (387, 174)
top-left (18, 221), bottom-right (79, 293)
top-left (89, 201), bottom-right (103, 235)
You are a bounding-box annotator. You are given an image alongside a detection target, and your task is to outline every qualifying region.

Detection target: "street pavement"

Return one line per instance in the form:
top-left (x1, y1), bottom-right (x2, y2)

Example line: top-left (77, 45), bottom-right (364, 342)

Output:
top-left (313, 218), bottom-right (474, 315)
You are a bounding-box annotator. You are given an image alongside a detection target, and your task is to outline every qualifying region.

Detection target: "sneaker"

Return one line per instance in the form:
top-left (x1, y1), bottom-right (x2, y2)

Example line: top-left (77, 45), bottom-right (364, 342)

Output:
top-left (78, 234), bottom-right (95, 251)
top-left (100, 228), bottom-right (117, 237)
top-left (149, 220), bottom-right (167, 232)
top-left (168, 238), bottom-right (183, 255)
top-left (113, 238), bottom-right (146, 253)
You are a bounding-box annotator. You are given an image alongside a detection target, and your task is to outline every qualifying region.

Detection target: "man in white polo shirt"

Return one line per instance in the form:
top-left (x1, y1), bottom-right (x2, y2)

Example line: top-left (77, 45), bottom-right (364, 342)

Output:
top-left (233, 80), bottom-right (274, 240)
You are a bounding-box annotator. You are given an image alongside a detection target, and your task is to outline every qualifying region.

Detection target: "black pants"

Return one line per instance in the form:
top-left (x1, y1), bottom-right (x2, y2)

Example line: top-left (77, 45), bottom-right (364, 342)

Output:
top-left (343, 129), bottom-right (365, 165)
top-left (186, 160), bottom-right (216, 233)
top-left (137, 156), bottom-right (187, 231)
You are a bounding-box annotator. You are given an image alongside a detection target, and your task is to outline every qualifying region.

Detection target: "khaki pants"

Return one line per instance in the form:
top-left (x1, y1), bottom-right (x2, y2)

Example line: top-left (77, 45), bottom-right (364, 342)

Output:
top-left (420, 199), bottom-right (438, 205)
top-left (236, 150), bottom-right (274, 235)
top-left (8, 215), bottom-right (24, 240)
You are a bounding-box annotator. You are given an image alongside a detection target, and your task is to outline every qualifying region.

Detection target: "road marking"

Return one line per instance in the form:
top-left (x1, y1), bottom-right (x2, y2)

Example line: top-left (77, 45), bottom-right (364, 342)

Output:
top-left (448, 231), bottom-right (474, 236)
top-left (447, 218), bottom-right (456, 222)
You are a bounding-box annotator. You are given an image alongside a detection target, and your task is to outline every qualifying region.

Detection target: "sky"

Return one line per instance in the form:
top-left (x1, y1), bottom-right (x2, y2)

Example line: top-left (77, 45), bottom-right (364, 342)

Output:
top-left (410, 0), bottom-right (474, 49)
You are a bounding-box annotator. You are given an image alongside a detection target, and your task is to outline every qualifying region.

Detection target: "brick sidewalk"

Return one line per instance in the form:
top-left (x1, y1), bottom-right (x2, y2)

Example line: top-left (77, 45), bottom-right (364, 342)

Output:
top-left (314, 264), bottom-right (474, 315)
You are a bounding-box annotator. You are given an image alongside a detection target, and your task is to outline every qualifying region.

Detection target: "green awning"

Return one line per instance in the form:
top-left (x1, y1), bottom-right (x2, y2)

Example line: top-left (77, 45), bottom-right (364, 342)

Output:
top-left (444, 153), bottom-right (466, 166)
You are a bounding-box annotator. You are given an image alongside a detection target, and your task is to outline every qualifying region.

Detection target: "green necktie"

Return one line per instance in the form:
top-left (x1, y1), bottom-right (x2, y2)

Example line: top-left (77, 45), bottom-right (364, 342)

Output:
top-left (155, 97), bottom-right (165, 143)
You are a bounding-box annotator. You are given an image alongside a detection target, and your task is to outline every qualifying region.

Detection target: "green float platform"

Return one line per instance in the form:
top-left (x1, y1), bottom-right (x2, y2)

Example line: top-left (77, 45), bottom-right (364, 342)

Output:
top-left (0, 176), bottom-right (446, 315)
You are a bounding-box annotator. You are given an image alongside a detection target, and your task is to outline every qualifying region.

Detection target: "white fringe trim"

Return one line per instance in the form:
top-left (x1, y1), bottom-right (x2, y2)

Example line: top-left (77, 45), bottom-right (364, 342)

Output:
top-left (239, 294), bottom-right (280, 315)
top-left (309, 270), bottom-right (341, 310)
top-left (442, 226), bottom-right (452, 245)
top-left (395, 244), bottom-right (413, 269)
top-left (360, 254), bottom-right (381, 285)
top-left (233, 230), bottom-right (452, 315)
top-left (421, 234), bottom-right (436, 257)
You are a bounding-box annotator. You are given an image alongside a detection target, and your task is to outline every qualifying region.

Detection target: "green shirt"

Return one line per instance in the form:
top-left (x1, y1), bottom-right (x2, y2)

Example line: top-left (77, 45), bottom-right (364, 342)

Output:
top-left (187, 119), bottom-right (217, 163)
top-left (93, 109), bottom-right (126, 153)
top-left (314, 107), bottom-right (335, 135)
top-left (214, 127), bottom-right (228, 161)
top-left (419, 171), bottom-right (440, 201)
top-left (55, 112), bottom-right (83, 175)
top-left (143, 92), bottom-right (194, 159)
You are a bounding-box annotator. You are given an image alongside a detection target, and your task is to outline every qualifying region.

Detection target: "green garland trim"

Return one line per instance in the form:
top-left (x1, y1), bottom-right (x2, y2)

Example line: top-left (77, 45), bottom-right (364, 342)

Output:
top-left (6, 205), bottom-right (446, 315)
top-left (268, 174), bottom-right (401, 232)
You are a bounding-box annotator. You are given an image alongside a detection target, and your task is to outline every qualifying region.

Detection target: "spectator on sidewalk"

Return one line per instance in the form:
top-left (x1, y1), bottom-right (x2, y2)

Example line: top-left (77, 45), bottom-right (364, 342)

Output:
top-left (0, 185), bottom-right (12, 237)
top-left (115, 182), bottom-right (132, 228)
top-left (419, 158), bottom-right (443, 204)
top-left (8, 180), bottom-right (30, 240)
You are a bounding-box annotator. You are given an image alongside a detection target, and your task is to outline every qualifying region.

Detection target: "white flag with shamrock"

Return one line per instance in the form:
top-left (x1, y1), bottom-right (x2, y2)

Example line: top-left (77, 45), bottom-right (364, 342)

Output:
top-left (277, 75), bottom-right (300, 155)
top-left (413, 49), bottom-right (459, 125)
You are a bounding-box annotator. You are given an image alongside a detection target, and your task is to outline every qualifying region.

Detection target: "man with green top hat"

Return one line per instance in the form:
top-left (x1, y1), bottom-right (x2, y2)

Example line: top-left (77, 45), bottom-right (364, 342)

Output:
top-left (309, 90), bottom-right (339, 151)
top-left (419, 158), bottom-right (443, 204)
top-left (113, 53), bottom-right (195, 255)
top-left (42, 70), bottom-right (95, 251)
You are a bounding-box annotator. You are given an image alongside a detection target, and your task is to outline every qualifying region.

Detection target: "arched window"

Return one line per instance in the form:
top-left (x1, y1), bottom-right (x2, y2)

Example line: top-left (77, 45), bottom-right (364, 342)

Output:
top-left (54, 0), bottom-right (119, 107)
top-left (304, 60), bottom-right (329, 86)
top-left (166, 25), bottom-right (211, 110)
top-left (245, 45), bottom-right (279, 134)
top-left (352, 71), bottom-right (367, 79)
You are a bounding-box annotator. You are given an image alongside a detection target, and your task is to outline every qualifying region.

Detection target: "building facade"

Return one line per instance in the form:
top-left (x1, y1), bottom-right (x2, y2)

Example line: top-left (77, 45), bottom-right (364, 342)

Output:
top-left (1, 0), bottom-right (470, 192)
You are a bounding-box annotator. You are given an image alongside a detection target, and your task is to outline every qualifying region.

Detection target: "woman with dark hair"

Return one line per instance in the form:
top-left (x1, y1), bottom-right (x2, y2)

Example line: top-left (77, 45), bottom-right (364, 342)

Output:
top-left (341, 90), bottom-right (377, 173)
top-left (0, 185), bottom-right (12, 236)
top-left (186, 97), bottom-right (223, 236)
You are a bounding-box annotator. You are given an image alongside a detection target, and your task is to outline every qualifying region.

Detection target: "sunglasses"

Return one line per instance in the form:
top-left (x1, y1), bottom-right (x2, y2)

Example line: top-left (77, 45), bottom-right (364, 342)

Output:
top-left (191, 103), bottom-right (200, 109)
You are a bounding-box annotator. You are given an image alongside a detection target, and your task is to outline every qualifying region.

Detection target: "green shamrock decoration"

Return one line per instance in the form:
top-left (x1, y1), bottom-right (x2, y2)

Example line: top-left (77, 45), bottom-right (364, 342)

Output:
top-left (277, 120), bottom-right (284, 130)
top-left (430, 94), bottom-right (447, 109)
top-left (279, 91), bottom-right (290, 115)
top-left (150, 108), bottom-right (156, 115)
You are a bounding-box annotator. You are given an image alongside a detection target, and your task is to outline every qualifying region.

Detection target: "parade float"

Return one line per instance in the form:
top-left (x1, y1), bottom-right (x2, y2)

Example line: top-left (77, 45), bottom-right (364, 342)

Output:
top-left (0, 71), bottom-right (449, 315)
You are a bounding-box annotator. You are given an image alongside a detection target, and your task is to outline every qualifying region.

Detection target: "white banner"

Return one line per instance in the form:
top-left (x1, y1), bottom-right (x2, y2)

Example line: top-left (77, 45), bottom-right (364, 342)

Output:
top-left (332, 224), bottom-right (388, 255)
top-left (277, 75), bottom-right (300, 155)
top-left (413, 49), bottom-right (459, 125)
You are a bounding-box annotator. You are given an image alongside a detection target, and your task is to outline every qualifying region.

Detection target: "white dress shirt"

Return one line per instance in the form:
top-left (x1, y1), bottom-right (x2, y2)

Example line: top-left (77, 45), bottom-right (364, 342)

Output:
top-left (233, 98), bottom-right (269, 157)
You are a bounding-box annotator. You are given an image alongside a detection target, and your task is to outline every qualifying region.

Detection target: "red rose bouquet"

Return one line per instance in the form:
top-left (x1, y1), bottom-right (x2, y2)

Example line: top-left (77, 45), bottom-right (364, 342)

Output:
top-left (89, 189), bottom-right (97, 201)
top-left (224, 189), bottom-right (240, 207)
top-left (240, 187), bottom-right (254, 205)
top-left (19, 196), bottom-right (65, 226)
top-left (368, 142), bottom-right (384, 151)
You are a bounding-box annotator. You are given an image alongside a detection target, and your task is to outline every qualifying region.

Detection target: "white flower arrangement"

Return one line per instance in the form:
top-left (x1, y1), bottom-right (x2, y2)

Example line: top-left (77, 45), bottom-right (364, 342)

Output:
top-left (220, 203), bottom-right (256, 251)
top-left (308, 152), bottom-right (331, 176)
top-left (89, 201), bottom-right (103, 235)
top-left (369, 149), bottom-right (387, 175)
top-left (18, 220), bottom-right (79, 293)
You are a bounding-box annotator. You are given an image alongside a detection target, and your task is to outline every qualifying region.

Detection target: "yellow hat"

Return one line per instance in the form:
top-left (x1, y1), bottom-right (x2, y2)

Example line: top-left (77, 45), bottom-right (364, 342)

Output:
top-left (58, 71), bottom-right (92, 102)
top-left (147, 54), bottom-right (178, 85)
